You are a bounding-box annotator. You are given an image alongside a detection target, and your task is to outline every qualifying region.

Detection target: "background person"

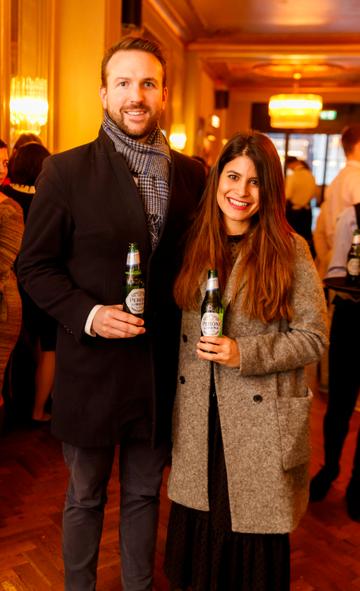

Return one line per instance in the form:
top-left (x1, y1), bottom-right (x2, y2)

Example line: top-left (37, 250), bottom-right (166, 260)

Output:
top-left (314, 124), bottom-right (360, 277)
top-left (1, 141), bottom-right (54, 425)
top-left (2, 141), bottom-right (50, 222)
top-left (17, 36), bottom-right (205, 591)
top-left (0, 139), bottom-right (9, 187)
top-left (285, 156), bottom-right (316, 250)
top-left (310, 204), bottom-right (360, 522)
top-left (313, 124), bottom-right (360, 410)
top-left (7, 133), bottom-right (43, 182)
top-left (164, 131), bottom-right (328, 591)
top-left (0, 188), bottom-right (24, 432)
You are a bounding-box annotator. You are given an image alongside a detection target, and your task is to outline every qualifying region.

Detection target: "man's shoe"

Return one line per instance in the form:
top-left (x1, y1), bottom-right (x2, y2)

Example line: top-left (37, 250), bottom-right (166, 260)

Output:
top-left (345, 479), bottom-right (360, 522)
top-left (309, 466), bottom-right (338, 502)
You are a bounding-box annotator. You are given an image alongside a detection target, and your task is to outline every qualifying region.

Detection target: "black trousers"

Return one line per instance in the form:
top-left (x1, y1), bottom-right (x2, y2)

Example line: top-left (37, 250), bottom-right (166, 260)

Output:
top-left (285, 203), bottom-right (312, 243)
top-left (62, 436), bottom-right (170, 591)
top-left (323, 297), bottom-right (360, 480)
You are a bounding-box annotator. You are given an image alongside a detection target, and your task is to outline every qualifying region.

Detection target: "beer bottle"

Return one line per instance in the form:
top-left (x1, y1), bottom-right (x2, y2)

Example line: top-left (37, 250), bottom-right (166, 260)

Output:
top-left (200, 269), bottom-right (224, 336)
top-left (346, 228), bottom-right (360, 286)
top-left (123, 242), bottom-right (145, 317)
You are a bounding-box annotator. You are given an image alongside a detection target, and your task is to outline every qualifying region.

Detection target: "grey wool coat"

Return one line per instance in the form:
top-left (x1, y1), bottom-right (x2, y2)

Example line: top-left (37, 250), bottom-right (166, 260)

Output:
top-left (168, 236), bottom-right (328, 534)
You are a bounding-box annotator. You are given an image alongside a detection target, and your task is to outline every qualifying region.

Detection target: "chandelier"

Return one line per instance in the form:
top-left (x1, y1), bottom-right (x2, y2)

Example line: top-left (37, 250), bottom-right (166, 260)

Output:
top-left (268, 70), bottom-right (323, 129)
top-left (10, 76), bottom-right (49, 135)
top-left (268, 93), bottom-right (323, 129)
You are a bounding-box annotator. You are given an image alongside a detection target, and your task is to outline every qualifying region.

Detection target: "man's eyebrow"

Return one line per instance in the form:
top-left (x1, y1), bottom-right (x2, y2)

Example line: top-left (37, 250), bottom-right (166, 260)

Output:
top-left (112, 76), bottom-right (159, 82)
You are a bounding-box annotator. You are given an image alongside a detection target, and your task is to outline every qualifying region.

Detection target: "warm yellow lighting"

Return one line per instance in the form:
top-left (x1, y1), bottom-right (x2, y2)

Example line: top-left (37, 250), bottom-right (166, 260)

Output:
top-left (10, 76), bottom-right (48, 135)
top-left (211, 114), bottom-right (221, 129)
top-left (169, 124), bottom-right (187, 151)
top-left (268, 94), bottom-right (323, 129)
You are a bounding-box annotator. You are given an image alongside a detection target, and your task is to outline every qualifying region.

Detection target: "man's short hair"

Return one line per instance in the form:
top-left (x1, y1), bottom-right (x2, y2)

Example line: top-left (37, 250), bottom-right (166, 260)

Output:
top-left (341, 124), bottom-right (360, 156)
top-left (101, 36), bottom-right (167, 88)
top-left (285, 156), bottom-right (298, 167)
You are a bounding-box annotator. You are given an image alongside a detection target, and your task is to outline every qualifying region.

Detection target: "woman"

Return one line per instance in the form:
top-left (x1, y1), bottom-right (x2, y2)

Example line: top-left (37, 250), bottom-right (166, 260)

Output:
top-left (1, 141), bottom-right (54, 423)
top-left (2, 141), bottom-right (50, 222)
top-left (0, 139), bottom-right (9, 186)
top-left (164, 131), bottom-right (328, 591)
top-left (0, 190), bottom-right (24, 431)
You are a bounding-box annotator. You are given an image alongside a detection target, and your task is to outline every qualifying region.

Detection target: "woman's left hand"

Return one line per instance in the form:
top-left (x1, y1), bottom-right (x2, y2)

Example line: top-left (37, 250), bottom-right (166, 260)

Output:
top-left (196, 335), bottom-right (240, 367)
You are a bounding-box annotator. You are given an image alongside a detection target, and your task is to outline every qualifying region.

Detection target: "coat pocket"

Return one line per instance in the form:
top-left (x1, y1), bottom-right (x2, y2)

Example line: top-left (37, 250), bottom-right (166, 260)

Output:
top-left (276, 389), bottom-right (313, 471)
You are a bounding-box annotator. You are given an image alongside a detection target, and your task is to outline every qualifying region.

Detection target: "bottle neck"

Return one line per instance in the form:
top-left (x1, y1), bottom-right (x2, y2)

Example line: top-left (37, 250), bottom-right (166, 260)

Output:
top-left (127, 251), bottom-right (140, 266)
top-left (126, 249), bottom-right (142, 274)
top-left (206, 277), bottom-right (219, 291)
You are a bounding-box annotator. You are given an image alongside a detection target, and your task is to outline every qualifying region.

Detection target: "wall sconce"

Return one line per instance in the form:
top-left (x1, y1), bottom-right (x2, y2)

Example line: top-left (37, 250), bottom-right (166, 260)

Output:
top-left (206, 133), bottom-right (216, 142)
top-left (169, 124), bottom-right (187, 151)
top-left (10, 76), bottom-right (48, 135)
top-left (211, 114), bottom-right (221, 129)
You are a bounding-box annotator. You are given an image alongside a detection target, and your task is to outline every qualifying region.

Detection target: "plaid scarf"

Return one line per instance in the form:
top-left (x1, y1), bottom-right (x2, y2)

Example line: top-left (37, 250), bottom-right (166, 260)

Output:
top-left (102, 112), bottom-right (171, 249)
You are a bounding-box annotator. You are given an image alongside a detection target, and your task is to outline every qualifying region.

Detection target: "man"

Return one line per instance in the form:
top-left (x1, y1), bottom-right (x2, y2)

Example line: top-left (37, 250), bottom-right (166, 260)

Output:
top-left (310, 204), bottom-right (360, 522)
top-left (314, 124), bottom-right (360, 277)
top-left (18, 37), bottom-right (205, 591)
top-left (284, 156), bottom-right (316, 247)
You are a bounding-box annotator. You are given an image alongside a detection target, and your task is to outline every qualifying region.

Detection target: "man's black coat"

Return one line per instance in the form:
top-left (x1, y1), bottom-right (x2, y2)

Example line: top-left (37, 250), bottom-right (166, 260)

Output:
top-left (17, 129), bottom-right (205, 447)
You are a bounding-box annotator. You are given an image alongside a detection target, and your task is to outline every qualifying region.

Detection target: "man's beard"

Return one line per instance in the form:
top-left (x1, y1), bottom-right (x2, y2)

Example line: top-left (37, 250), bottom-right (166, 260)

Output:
top-left (107, 107), bottom-right (161, 141)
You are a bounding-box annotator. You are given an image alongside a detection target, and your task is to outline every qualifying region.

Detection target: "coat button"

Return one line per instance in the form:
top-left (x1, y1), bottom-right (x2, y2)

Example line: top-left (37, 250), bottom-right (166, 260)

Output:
top-left (182, 334), bottom-right (188, 342)
top-left (253, 394), bottom-right (263, 403)
top-left (179, 376), bottom-right (186, 384)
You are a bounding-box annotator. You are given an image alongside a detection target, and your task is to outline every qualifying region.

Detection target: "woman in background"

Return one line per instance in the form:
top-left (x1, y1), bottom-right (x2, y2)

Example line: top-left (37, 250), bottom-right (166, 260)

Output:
top-left (2, 141), bottom-right (50, 222)
top-left (165, 131), bottom-right (328, 591)
top-left (0, 186), bottom-right (24, 431)
top-left (2, 141), bottom-right (54, 424)
top-left (7, 133), bottom-right (43, 182)
top-left (0, 139), bottom-right (9, 187)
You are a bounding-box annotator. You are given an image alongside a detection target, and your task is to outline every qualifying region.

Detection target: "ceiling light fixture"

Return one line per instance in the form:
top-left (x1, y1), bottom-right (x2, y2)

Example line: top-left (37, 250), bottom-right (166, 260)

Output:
top-left (268, 94), bottom-right (323, 128)
top-left (268, 72), bottom-right (323, 129)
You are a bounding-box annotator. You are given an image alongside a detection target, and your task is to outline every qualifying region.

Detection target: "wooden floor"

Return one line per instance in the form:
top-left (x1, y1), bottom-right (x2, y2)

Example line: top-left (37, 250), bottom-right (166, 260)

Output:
top-left (0, 369), bottom-right (359, 590)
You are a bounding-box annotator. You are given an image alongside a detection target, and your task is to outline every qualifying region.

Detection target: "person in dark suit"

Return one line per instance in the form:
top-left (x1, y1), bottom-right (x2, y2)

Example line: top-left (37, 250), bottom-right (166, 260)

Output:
top-left (17, 36), bottom-right (205, 591)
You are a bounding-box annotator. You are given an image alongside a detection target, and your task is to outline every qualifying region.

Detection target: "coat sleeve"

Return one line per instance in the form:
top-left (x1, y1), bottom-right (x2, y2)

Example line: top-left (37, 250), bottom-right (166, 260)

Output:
top-left (17, 156), bottom-right (98, 342)
top-left (237, 237), bottom-right (329, 376)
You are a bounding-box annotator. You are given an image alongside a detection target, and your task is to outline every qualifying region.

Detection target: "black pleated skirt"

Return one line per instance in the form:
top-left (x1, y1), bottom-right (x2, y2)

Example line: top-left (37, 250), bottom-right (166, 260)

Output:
top-left (164, 373), bottom-right (290, 591)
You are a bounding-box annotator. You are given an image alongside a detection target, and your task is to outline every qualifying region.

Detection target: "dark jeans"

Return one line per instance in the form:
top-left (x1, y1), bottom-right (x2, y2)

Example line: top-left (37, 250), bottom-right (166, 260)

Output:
top-left (323, 297), bottom-right (360, 480)
top-left (62, 436), bottom-right (170, 591)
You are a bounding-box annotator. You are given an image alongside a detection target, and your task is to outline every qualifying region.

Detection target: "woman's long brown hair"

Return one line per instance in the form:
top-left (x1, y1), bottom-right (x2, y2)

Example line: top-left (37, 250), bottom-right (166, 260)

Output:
top-left (174, 131), bottom-right (295, 323)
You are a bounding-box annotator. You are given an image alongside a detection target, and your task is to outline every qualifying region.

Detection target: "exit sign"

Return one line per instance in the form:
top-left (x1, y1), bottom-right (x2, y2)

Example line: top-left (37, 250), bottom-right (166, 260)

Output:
top-left (320, 110), bottom-right (337, 120)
